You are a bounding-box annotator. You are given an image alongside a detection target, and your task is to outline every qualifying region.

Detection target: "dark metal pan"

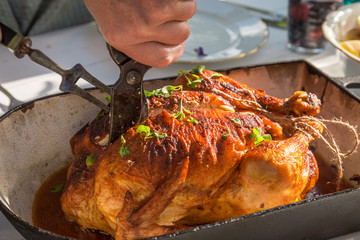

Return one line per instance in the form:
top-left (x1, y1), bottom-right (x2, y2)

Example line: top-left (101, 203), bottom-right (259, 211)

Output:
top-left (1, 60), bottom-right (360, 240)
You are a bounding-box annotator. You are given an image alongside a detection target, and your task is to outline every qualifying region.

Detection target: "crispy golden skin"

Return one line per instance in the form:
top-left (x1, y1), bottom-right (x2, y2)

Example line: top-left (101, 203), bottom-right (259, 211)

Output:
top-left (61, 69), bottom-right (321, 240)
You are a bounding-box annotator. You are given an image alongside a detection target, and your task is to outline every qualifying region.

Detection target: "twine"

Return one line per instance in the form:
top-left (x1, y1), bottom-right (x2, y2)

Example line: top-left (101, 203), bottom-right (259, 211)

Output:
top-left (213, 88), bottom-right (359, 190)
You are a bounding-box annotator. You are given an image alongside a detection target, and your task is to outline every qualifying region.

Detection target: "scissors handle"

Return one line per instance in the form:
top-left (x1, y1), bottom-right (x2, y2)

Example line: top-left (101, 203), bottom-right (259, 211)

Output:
top-left (0, 21), bottom-right (111, 112)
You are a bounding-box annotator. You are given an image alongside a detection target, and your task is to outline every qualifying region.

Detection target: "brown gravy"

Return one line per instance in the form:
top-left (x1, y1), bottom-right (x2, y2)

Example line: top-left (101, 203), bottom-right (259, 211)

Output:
top-left (32, 167), bottom-right (112, 240)
top-left (32, 155), bottom-right (353, 240)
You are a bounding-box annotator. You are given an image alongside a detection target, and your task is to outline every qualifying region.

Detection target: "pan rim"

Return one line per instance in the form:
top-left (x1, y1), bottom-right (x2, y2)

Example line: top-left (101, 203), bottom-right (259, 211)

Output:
top-left (0, 59), bottom-right (359, 239)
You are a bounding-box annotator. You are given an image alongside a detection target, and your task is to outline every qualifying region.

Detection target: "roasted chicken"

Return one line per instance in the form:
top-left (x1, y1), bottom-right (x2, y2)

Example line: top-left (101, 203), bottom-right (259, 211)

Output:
top-left (61, 67), bottom-right (322, 240)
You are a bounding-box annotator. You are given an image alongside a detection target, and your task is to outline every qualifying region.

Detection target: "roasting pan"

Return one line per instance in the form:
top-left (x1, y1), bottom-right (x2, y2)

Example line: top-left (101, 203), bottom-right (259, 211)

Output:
top-left (1, 60), bottom-right (360, 240)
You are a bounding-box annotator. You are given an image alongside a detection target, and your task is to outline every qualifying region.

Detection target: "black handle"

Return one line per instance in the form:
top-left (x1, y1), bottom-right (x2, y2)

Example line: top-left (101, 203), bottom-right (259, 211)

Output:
top-left (0, 22), bottom-right (19, 46)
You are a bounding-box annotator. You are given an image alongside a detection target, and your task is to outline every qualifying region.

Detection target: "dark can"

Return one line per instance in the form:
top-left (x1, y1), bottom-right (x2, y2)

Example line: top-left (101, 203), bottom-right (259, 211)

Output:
top-left (287, 0), bottom-right (342, 53)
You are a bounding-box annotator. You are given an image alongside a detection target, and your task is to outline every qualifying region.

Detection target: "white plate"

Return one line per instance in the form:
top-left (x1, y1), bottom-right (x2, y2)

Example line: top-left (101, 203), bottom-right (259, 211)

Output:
top-left (177, 0), bottom-right (269, 63)
top-left (323, 2), bottom-right (360, 63)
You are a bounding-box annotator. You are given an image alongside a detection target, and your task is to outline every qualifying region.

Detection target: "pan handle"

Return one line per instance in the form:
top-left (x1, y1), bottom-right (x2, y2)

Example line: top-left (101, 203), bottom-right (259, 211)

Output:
top-left (333, 76), bottom-right (360, 100)
top-left (0, 22), bottom-right (21, 48)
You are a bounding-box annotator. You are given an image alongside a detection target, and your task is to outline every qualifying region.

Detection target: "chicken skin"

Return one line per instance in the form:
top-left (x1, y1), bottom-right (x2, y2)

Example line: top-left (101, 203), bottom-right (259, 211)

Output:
top-left (61, 68), bottom-right (322, 240)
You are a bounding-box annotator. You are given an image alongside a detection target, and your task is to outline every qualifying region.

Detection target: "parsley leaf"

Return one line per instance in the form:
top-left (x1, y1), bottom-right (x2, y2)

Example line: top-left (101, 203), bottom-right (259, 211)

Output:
top-left (190, 65), bottom-right (205, 74)
top-left (144, 85), bottom-right (183, 98)
top-left (152, 131), bottom-right (168, 139)
top-left (187, 116), bottom-right (199, 124)
top-left (51, 184), bottom-right (64, 193)
top-left (249, 127), bottom-right (272, 146)
top-left (119, 135), bottom-right (130, 157)
top-left (136, 125), bottom-right (152, 139)
top-left (222, 129), bottom-right (231, 139)
top-left (136, 125), bottom-right (167, 139)
top-left (232, 118), bottom-right (242, 125)
top-left (96, 111), bottom-right (105, 119)
top-left (178, 66), bottom-right (205, 89)
top-left (85, 154), bottom-right (96, 167)
top-left (210, 73), bottom-right (223, 78)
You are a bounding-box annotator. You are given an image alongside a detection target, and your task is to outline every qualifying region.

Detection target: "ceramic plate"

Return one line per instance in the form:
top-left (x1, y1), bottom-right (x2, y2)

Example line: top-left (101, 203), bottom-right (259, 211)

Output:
top-left (323, 2), bottom-right (360, 62)
top-left (177, 0), bottom-right (269, 63)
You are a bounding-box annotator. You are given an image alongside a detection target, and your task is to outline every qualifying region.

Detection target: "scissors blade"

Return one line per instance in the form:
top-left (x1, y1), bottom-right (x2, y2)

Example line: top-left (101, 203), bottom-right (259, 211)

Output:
top-left (107, 45), bottom-right (151, 143)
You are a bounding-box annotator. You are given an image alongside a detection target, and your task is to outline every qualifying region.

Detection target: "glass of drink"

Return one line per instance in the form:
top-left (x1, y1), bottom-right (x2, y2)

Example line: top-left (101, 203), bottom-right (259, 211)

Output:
top-left (287, 0), bottom-right (342, 54)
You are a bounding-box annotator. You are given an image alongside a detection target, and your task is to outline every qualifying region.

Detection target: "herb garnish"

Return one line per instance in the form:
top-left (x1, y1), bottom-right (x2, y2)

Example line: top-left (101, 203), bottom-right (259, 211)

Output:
top-left (96, 111), bottom-right (105, 119)
top-left (222, 129), bottom-right (231, 139)
top-left (187, 116), bottom-right (200, 124)
top-left (106, 96), bottom-right (111, 103)
top-left (86, 154), bottom-right (96, 167)
top-left (232, 118), bottom-right (242, 125)
top-left (249, 127), bottom-right (272, 146)
top-left (119, 135), bottom-right (130, 157)
top-left (190, 65), bottom-right (205, 75)
top-left (51, 184), bottom-right (64, 193)
top-left (172, 101), bottom-right (199, 124)
top-left (210, 73), bottom-right (223, 78)
top-left (136, 125), bottom-right (167, 139)
top-left (178, 65), bottom-right (205, 89)
top-left (144, 85), bottom-right (182, 98)
top-left (172, 98), bottom-right (192, 121)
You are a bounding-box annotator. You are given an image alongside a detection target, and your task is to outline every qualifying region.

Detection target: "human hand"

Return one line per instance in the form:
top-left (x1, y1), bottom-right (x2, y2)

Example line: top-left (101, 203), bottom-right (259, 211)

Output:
top-left (83, 0), bottom-right (197, 68)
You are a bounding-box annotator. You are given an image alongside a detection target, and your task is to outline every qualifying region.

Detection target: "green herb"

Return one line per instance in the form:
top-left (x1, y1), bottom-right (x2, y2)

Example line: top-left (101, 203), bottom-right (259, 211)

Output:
top-left (144, 85), bottom-right (183, 98)
top-left (178, 66), bottom-right (205, 89)
top-left (186, 74), bottom-right (204, 89)
top-left (119, 135), bottom-right (130, 157)
top-left (96, 111), bottom-right (105, 119)
top-left (190, 65), bottom-right (205, 74)
top-left (51, 184), bottom-right (64, 193)
top-left (210, 73), bottom-right (223, 78)
top-left (222, 134), bottom-right (229, 139)
top-left (232, 118), bottom-right (242, 125)
top-left (106, 96), bottom-right (111, 103)
top-left (171, 96), bottom-right (199, 124)
top-left (136, 125), bottom-right (167, 139)
top-left (187, 116), bottom-right (199, 124)
top-left (152, 131), bottom-right (168, 138)
top-left (222, 129), bottom-right (231, 139)
top-left (249, 127), bottom-right (272, 146)
top-left (85, 154), bottom-right (96, 167)
top-left (172, 98), bottom-right (192, 120)
top-left (136, 125), bottom-right (152, 139)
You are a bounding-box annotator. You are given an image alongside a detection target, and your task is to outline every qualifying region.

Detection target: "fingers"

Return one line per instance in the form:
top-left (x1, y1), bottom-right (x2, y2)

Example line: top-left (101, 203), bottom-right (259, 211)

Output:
top-left (140, 0), bottom-right (197, 23)
top-left (84, 0), bottom-right (197, 68)
top-left (110, 20), bottom-right (191, 47)
top-left (123, 42), bottom-right (186, 68)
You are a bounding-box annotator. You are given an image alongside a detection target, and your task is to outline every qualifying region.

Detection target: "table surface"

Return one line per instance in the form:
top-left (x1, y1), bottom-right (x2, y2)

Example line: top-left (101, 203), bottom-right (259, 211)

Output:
top-left (1, 0), bottom-right (360, 239)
